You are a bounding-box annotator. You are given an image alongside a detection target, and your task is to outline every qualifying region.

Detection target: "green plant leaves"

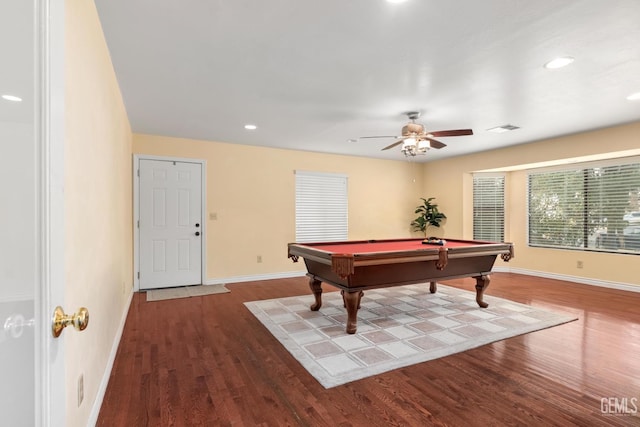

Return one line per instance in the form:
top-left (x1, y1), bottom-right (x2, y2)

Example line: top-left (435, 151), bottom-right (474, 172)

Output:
top-left (411, 197), bottom-right (446, 235)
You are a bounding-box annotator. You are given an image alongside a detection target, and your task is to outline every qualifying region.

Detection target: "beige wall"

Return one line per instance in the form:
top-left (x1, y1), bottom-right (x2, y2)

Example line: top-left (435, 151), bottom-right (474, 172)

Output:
top-left (65, 1), bottom-right (133, 425)
top-left (134, 123), bottom-right (640, 288)
top-left (422, 121), bottom-right (640, 286)
top-left (133, 135), bottom-right (426, 279)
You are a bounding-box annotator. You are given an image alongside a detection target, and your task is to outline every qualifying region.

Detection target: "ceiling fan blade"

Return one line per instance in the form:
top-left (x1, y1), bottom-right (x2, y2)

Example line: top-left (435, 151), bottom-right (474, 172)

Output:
top-left (382, 140), bottom-right (405, 151)
top-left (429, 129), bottom-right (473, 137)
top-left (359, 135), bottom-right (401, 139)
top-left (427, 138), bottom-right (446, 149)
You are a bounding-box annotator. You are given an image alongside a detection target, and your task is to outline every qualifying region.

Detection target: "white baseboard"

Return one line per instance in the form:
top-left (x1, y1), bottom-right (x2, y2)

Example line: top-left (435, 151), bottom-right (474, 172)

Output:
top-left (496, 266), bottom-right (640, 293)
top-left (206, 270), bottom-right (306, 285)
top-left (88, 289), bottom-right (134, 426)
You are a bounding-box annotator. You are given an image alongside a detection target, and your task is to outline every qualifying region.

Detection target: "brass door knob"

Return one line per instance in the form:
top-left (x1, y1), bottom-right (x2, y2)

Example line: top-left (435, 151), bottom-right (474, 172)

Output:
top-left (52, 306), bottom-right (89, 338)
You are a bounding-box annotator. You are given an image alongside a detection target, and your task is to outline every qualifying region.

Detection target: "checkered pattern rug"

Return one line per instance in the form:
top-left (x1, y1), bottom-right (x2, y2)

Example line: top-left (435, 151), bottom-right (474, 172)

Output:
top-left (244, 283), bottom-right (577, 388)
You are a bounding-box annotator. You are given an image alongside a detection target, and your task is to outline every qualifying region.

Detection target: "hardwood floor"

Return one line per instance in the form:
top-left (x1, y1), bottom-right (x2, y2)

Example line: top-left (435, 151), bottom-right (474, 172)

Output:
top-left (97, 273), bottom-right (640, 426)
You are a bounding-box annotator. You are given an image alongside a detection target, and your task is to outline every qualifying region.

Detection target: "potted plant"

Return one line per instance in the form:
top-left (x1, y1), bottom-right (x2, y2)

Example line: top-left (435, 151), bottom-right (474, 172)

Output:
top-left (411, 197), bottom-right (446, 237)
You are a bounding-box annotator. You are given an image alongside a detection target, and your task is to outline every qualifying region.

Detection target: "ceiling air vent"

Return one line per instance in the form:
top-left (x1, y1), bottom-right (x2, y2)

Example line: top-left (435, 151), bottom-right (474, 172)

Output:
top-left (487, 124), bottom-right (520, 133)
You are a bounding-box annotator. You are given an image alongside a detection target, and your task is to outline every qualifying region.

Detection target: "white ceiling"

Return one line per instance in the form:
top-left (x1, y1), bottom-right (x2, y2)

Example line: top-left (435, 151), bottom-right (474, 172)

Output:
top-left (93, 0), bottom-right (640, 162)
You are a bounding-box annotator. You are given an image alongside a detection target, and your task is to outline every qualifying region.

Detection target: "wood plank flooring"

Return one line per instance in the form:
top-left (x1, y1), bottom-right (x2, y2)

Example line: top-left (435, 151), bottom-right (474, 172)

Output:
top-left (97, 273), bottom-right (640, 426)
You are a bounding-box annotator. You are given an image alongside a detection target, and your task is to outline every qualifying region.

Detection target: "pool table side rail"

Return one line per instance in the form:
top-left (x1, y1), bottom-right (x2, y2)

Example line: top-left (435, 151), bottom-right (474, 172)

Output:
top-left (297, 255), bottom-right (502, 293)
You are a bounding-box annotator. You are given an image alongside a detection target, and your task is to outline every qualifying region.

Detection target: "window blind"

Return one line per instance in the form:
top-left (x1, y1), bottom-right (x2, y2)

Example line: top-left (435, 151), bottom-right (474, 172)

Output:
top-left (528, 161), bottom-right (640, 253)
top-left (473, 174), bottom-right (505, 242)
top-left (295, 171), bottom-right (348, 242)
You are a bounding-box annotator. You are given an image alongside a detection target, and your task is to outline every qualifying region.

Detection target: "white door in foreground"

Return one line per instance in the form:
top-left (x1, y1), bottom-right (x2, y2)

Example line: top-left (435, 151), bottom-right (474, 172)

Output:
top-left (0, 0), bottom-right (65, 424)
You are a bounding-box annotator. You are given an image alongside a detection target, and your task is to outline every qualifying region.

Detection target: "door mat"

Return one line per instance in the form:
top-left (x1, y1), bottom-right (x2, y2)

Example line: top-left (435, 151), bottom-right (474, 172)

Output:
top-left (146, 284), bottom-right (229, 301)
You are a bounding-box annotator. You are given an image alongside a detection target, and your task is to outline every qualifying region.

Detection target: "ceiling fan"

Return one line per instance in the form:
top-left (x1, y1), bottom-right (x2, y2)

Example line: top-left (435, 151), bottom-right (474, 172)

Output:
top-left (359, 111), bottom-right (473, 156)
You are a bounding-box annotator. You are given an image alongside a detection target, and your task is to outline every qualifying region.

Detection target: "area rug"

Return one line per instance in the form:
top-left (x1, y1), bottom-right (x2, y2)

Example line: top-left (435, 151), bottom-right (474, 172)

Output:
top-left (244, 283), bottom-right (577, 388)
top-left (146, 284), bottom-right (229, 301)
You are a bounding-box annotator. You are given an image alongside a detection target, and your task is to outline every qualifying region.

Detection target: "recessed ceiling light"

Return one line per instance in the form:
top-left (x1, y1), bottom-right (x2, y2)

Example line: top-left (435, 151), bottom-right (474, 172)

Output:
top-left (544, 56), bottom-right (575, 69)
top-left (2, 94), bottom-right (22, 102)
top-left (488, 124), bottom-right (520, 133)
top-left (387, 0), bottom-right (409, 3)
top-left (244, 124), bottom-right (257, 130)
top-left (626, 92), bottom-right (640, 101)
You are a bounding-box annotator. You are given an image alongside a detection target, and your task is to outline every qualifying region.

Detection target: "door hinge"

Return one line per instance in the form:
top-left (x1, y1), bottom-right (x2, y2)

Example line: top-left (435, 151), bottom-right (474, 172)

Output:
top-left (137, 272), bottom-right (140, 279)
top-left (137, 169), bottom-right (140, 177)
top-left (137, 220), bottom-right (140, 228)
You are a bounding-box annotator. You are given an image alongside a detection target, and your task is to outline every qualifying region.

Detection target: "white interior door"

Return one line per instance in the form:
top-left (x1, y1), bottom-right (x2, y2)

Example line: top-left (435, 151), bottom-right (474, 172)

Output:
top-left (1, 0), bottom-right (65, 425)
top-left (139, 159), bottom-right (203, 289)
top-left (0, 123), bottom-right (37, 424)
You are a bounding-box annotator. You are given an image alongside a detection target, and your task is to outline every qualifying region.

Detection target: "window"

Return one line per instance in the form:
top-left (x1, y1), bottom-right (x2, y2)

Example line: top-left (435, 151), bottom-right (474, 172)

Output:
top-left (295, 170), bottom-right (348, 242)
top-left (473, 174), bottom-right (505, 242)
top-left (528, 160), bottom-right (640, 253)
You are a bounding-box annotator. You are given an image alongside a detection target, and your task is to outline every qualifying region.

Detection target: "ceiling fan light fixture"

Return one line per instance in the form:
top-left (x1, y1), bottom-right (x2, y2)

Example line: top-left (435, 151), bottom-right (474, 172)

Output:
top-left (401, 139), bottom-right (414, 156)
top-left (544, 56), bottom-right (574, 69)
top-left (400, 137), bottom-right (429, 157)
top-left (361, 111), bottom-right (471, 156)
top-left (416, 140), bottom-right (429, 149)
top-left (403, 137), bottom-right (417, 147)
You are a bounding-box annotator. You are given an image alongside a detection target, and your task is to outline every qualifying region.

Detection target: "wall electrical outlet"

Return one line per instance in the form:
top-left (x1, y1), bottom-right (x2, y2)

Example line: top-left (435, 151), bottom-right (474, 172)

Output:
top-left (257, 255), bottom-right (262, 263)
top-left (78, 374), bottom-right (84, 407)
top-left (577, 260), bottom-right (584, 269)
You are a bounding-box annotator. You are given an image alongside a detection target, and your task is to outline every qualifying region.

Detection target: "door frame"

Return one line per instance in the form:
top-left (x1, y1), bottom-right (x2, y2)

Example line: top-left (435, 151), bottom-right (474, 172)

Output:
top-left (36, 0), bottom-right (66, 425)
top-left (132, 154), bottom-right (207, 291)
top-left (28, 0), bottom-right (66, 425)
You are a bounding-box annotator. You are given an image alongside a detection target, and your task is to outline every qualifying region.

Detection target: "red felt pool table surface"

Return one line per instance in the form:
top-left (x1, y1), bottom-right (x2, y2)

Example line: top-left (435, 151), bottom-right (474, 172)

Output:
top-left (288, 238), bottom-right (512, 267)
top-left (301, 238), bottom-right (478, 254)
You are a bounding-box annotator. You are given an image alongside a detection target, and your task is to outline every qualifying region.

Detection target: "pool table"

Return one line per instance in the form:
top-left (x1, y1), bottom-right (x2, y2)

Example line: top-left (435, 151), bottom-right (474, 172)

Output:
top-left (288, 238), bottom-right (514, 334)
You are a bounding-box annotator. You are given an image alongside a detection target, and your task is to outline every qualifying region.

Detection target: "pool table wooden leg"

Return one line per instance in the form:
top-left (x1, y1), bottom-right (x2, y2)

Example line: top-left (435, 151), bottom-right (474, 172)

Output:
top-left (474, 274), bottom-right (490, 308)
top-left (309, 278), bottom-right (323, 311)
top-left (342, 290), bottom-right (363, 334)
top-left (429, 281), bottom-right (437, 293)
